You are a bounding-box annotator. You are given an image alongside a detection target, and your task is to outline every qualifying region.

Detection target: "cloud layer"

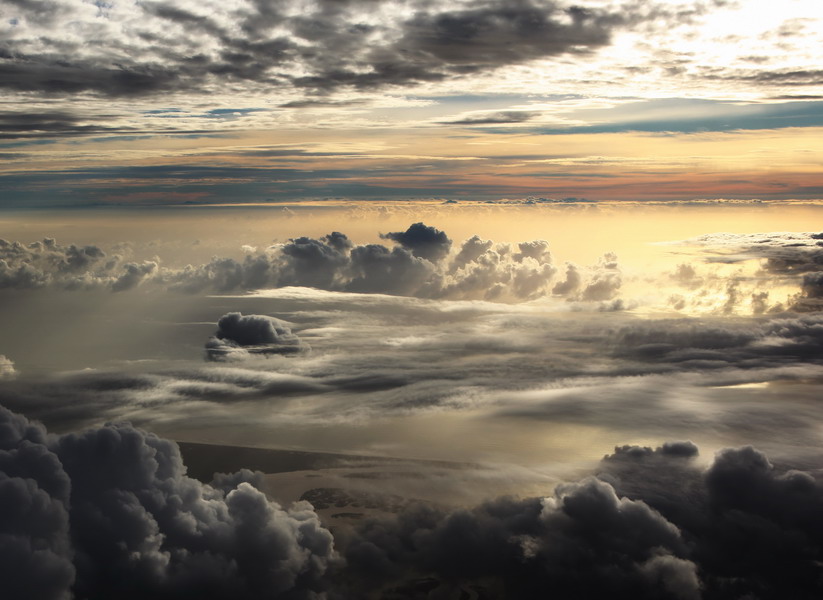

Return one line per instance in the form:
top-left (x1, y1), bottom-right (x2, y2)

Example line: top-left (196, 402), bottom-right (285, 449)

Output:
top-left (0, 0), bottom-right (626, 98)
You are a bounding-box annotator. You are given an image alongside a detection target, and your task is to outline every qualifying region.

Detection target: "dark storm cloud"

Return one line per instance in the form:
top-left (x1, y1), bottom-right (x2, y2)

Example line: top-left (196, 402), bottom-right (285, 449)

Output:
top-left (342, 476), bottom-right (697, 599)
top-left (599, 442), bottom-right (823, 599)
top-left (289, 1), bottom-right (624, 91)
top-left (0, 0), bottom-right (633, 100)
top-left (0, 404), bottom-right (336, 599)
top-left (8, 396), bottom-right (823, 598)
top-left (0, 405), bottom-right (74, 600)
top-left (205, 312), bottom-right (308, 361)
top-left (336, 440), bottom-right (823, 598)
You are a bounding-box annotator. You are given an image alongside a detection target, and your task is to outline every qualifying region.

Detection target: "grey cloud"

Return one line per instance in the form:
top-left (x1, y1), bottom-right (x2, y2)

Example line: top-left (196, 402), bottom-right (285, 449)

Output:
top-left (613, 314), bottom-right (823, 367)
top-left (342, 471), bottom-right (696, 599)
top-left (381, 222), bottom-right (452, 262)
top-left (0, 405), bottom-right (74, 600)
top-left (600, 442), bottom-right (823, 599)
top-left (447, 110), bottom-right (541, 125)
top-left (206, 312), bottom-right (308, 361)
top-left (0, 237), bottom-right (155, 291)
top-left (706, 67), bottom-right (823, 87)
top-left (340, 440), bottom-right (823, 598)
top-left (687, 231), bottom-right (823, 274)
top-left (0, 224), bottom-right (564, 302)
top-left (12, 394), bottom-right (823, 598)
top-left (450, 235), bottom-right (493, 271)
top-left (0, 0), bottom-right (635, 101)
top-left (0, 404), bottom-right (337, 599)
top-left (0, 111), bottom-right (129, 140)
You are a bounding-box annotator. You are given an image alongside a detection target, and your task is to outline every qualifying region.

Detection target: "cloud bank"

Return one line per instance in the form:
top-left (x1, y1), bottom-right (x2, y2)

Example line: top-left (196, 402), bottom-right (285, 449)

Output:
top-left (0, 224), bottom-right (577, 302)
top-left (339, 441), bottom-right (823, 598)
top-left (5, 401), bottom-right (823, 598)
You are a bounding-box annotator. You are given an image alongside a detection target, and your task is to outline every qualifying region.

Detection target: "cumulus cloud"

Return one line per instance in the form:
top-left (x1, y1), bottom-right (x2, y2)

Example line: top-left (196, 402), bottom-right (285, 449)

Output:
top-left (0, 404), bottom-right (336, 599)
top-left (0, 238), bottom-right (154, 291)
top-left (381, 222), bottom-right (452, 262)
top-left (0, 225), bottom-right (575, 302)
top-left (552, 261), bottom-right (582, 295)
top-left (206, 312), bottom-right (308, 361)
top-left (337, 440), bottom-right (823, 598)
top-left (8, 396), bottom-right (823, 599)
top-left (0, 355), bottom-right (15, 379)
top-left (342, 476), bottom-right (696, 599)
top-left (600, 442), bottom-right (823, 599)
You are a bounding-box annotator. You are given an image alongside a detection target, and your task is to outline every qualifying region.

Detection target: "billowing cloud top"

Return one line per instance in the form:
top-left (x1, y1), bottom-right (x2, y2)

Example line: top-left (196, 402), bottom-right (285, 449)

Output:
top-left (206, 312), bottom-right (308, 361)
top-left (0, 225), bottom-right (575, 302)
top-left (0, 404), bottom-right (336, 600)
top-left (5, 401), bottom-right (823, 598)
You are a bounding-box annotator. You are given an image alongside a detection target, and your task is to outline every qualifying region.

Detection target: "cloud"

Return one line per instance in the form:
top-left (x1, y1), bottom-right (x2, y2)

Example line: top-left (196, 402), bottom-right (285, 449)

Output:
top-left (0, 0), bottom-right (618, 100)
top-left (337, 439), bottom-right (823, 598)
top-left (8, 397), bottom-right (823, 599)
top-left (0, 225), bottom-right (573, 302)
top-left (0, 355), bottom-right (15, 379)
top-left (0, 404), bottom-right (74, 600)
top-left (341, 476), bottom-right (697, 598)
top-left (600, 442), bottom-right (823, 598)
top-left (0, 237), bottom-right (155, 291)
top-left (552, 261), bottom-right (582, 295)
top-left (205, 312), bottom-right (308, 361)
top-left (447, 110), bottom-right (541, 125)
top-left (612, 313), bottom-right (823, 367)
top-left (0, 404), bottom-right (337, 599)
top-left (381, 222), bottom-right (452, 262)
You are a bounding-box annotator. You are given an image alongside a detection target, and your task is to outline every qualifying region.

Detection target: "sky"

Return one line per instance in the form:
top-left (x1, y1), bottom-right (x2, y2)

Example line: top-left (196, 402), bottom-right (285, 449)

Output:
top-left (1, 0), bottom-right (823, 206)
top-left (4, 1), bottom-right (823, 599)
